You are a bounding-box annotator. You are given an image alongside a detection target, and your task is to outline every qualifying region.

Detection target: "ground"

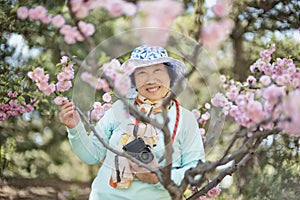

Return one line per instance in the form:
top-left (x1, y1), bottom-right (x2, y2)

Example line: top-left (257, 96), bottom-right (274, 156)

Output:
top-left (0, 177), bottom-right (90, 200)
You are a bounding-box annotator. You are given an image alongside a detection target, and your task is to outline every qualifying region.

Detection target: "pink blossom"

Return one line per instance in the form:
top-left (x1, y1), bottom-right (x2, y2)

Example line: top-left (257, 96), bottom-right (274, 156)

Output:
top-left (198, 118), bottom-right (206, 124)
top-left (207, 185), bottom-right (222, 197)
top-left (28, 67), bottom-right (45, 82)
top-left (17, 6), bottom-right (29, 20)
top-left (40, 15), bottom-right (52, 24)
top-left (197, 196), bottom-right (207, 200)
top-left (200, 18), bottom-right (234, 50)
top-left (78, 21), bottom-right (95, 37)
top-left (201, 112), bottom-right (211, 120)
top-left (212, 0), bottom-right (232, 17)
top-left (40, 83), bottom-right (55, 95)
top-left (60, 25), bottom-right (73, 35)
top-left (220, 75), bottom-right (226, 83)
top-left (57, 72), bottom-right (68, 82)
top-left (275, 74), bottom-right (291, 86)
top-left (260, 44), bottom-right (275, 62)
top-left (199, 128), bottom-right (206, 140)
top-left (211, 92), bottom-right (228, 107)
top-left (56, 81), bottom-right (72, 92)
top-left (104, 0), bottom-right (124, 17)
top-left (8, 91), bottom-right (18, 98)
top-left (25, 104), bottom-right (34, 112)
top-left (134, 0), bottom-right (183, 46)
top-left (0, 111), bottom-right (8, 121)
top-left (60, 56), bottom-right (69, 64)
top-left (28, 6), bottom-right (47, 20)
top-left (262, 84), bottom-right (286, 103)
top-left (54, 96), bottom-right (68, 105)
top-left (204, 103), bottom-right (211, 109)
top-left (93, 102), bottom-right (102, 109)
top-left (91, 109), bottom-right (105, 121)
top-left (102, 103), bottom-right (112, 111)
top-left (246, 100), bottom-right (267, 123)
top-left (280, 90), bottom-right (300, 135)
top-left (74, 6), bottom-right (89, 18)
top-left (114, 74), bottom-right (131, 96)
top-left (122, 2), bottom-right (137, 16)
top-left (192, 109), bottom-right (201, 119)
top-left (226, 85), bottom-right (239, 100)
top-left (74, 30), bottom-right (85, 42)
top-left (91, 103), bottom-right (105, 121)
top-left (34, 6), bottom-right (47, 19)
top-left (246, 76), bottom-right (257, 85)
top-left (102, 92), bottom-right (112, 103)
top-left (64, 35), bottom-right (77, 44)
top-left (259, 75), bottom-right (271, 86)
top-left (99, 79), bottom-right (111, 92)
top-left (52, 14), bottom-right (65, 28)
top-left (70, 0), bottom-right (84, 13)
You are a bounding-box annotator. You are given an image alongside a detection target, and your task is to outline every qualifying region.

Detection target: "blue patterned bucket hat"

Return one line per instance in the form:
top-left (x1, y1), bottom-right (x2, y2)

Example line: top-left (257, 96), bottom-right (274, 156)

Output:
top-left (121, 45), bottom-right (187, 97)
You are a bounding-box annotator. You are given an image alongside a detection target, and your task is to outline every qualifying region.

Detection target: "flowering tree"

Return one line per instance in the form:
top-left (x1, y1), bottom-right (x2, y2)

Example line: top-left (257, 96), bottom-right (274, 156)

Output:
top-left (1, 0), bottom-right (300, 199)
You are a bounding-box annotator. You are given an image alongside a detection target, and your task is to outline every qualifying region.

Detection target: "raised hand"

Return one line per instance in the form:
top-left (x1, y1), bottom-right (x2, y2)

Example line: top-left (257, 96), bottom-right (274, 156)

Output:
top-left (59, 100), bottom-right (80, 128)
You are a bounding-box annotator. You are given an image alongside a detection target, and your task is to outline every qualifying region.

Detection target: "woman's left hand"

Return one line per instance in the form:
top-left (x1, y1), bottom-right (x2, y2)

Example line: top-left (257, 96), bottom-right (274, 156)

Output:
top-left (129, 157), bottom-right (160, 184)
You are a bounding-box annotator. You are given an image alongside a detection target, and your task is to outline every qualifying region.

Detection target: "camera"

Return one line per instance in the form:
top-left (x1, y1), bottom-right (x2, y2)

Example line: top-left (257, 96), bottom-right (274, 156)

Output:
top-left (122, 137), bottom-right (154, 164)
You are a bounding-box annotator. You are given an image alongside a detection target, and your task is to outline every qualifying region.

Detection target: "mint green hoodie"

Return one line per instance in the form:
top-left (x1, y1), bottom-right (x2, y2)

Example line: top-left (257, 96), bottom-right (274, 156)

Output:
top-left (67, 100), bottom-right (205, 200)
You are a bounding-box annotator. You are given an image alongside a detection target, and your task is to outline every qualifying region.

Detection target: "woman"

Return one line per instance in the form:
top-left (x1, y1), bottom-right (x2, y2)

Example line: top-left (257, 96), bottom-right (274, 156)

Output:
top-left (59, 45), bottom-right (205, 199)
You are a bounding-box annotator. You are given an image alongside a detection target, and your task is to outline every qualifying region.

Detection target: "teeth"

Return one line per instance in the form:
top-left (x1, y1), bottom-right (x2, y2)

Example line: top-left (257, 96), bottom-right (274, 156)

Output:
top-left (147, 87), bottom-right (159, 92)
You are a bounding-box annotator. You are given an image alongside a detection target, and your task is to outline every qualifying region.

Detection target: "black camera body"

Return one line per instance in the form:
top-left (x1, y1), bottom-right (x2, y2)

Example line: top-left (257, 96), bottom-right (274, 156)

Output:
top-left (122, 137), bottom-right (154, 164)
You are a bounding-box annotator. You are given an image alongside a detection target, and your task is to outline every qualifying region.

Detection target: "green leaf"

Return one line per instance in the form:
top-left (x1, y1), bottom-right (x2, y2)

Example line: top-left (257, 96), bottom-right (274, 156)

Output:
top-left (17, 96), bottom-right (25, 103)
top-left (10, 5), bottom-right (19, 14)
top-left (3, 97), bottom-right (10, 103)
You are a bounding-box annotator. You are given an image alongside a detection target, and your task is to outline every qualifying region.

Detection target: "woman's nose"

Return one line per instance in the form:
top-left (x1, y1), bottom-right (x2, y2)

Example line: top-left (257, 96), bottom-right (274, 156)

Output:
top-left (145, 75), bottom-right (157, 85)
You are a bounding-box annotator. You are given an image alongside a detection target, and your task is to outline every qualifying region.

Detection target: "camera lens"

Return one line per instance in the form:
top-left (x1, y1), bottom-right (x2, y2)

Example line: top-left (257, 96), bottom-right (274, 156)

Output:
top-left (139, 151), bottom-right (154, 164)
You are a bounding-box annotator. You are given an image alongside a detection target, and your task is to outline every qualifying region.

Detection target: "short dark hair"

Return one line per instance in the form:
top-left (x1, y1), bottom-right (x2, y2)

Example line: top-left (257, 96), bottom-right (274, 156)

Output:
top-left (130, 62), bottom-right (177, 88)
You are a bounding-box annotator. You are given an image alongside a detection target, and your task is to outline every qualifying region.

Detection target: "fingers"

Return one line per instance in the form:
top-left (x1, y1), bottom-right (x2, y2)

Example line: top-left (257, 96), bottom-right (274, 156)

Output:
top-left (58, 100), bottom-right (80, 128)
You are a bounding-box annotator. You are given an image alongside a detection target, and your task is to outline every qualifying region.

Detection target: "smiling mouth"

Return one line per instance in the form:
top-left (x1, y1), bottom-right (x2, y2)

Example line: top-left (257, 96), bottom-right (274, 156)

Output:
top-left (146, 86), bottom-right (161, 93)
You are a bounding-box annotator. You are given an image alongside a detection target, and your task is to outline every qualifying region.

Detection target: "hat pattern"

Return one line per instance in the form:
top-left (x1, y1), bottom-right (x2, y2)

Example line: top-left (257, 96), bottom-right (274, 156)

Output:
top-left (130, 46), bottom-right (168, 61)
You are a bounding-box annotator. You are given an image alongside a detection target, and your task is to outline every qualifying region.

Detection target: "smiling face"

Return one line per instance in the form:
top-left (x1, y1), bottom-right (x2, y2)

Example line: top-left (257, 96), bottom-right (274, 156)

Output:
top-left (134, 64), bottom-right (171, 101)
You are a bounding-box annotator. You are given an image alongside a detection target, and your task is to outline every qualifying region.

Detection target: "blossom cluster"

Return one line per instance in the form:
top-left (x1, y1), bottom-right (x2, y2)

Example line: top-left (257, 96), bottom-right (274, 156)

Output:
top-left (89, 93), bottom-right (112, 121)
top-left (201, 0), bottom-right (234, 50)
top-left (70, 0), bottom-right (137, 18)
top-left (211, 45), bottom-right (300, 135)
top-left (28, 56), bottom-right (75, 105)
top-left (191, 103), bottom-right (212, 141)
top-left (185, 184), bottom-right (222, 200)
top-left (0, 91), bottom-right (35, 121)
top-left (17, 6), bottom-right (95, 44)
top-left (81, 58), bottom-right (134, 96)
top-left (133, 0), bottom-right (183, 46)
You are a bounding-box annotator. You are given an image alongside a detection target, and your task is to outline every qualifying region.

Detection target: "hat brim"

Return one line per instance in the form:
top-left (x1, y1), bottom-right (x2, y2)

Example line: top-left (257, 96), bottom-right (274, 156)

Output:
top-left (121, 57), bottom-right (187, 98)
top-left (121, 57), bottom-right (187, 78)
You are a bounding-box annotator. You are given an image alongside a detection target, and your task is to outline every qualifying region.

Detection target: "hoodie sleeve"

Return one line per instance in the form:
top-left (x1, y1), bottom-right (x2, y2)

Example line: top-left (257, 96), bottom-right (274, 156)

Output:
top-left (171, 108), bottom-right (205, 185)
top-left (67, 104), bottom-right (118, 165)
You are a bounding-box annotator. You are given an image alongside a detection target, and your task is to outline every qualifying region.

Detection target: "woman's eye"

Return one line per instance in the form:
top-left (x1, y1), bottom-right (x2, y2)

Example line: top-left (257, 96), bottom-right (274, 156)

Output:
top-left (137, 71), bottom-right (146, 75)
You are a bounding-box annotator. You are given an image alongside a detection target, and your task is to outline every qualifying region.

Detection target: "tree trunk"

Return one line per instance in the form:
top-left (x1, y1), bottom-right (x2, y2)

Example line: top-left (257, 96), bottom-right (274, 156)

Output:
top-left (232, 21), bottom-right (247, 81)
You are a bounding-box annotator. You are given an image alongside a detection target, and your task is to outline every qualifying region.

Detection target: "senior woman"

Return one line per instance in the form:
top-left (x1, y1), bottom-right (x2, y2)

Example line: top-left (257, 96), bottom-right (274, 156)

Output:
top-left (59, 45), bottom-right (205, 200)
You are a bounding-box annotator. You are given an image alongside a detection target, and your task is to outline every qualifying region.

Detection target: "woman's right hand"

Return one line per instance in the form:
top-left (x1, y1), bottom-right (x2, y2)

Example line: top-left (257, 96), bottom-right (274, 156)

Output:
top-left (59, 101), bottom-right (80, 128)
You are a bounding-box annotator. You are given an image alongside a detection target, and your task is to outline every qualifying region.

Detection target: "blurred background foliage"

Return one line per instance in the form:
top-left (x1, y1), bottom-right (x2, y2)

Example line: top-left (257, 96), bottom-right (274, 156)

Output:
top-left (0, 0), bottom-right (299, 199)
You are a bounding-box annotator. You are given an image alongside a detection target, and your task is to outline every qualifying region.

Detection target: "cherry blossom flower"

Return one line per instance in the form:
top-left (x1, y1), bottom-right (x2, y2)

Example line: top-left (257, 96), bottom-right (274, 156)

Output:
top-left (51, 14), bottom-right (65, 28)
top-left (102, 92), bottom-right (112, 103)
top-left (259, 75), bottom-right (271, 86)
top-left (207, 185), bottom-right (222, 197)
top-left (54, 96), bottom-right (68, 106)
top-left (212, 0), bottom-right (232, 18)
top-left (78, 21), bottom-right (95, 37)
top-left (17, 6), bottom-right (29, 20)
